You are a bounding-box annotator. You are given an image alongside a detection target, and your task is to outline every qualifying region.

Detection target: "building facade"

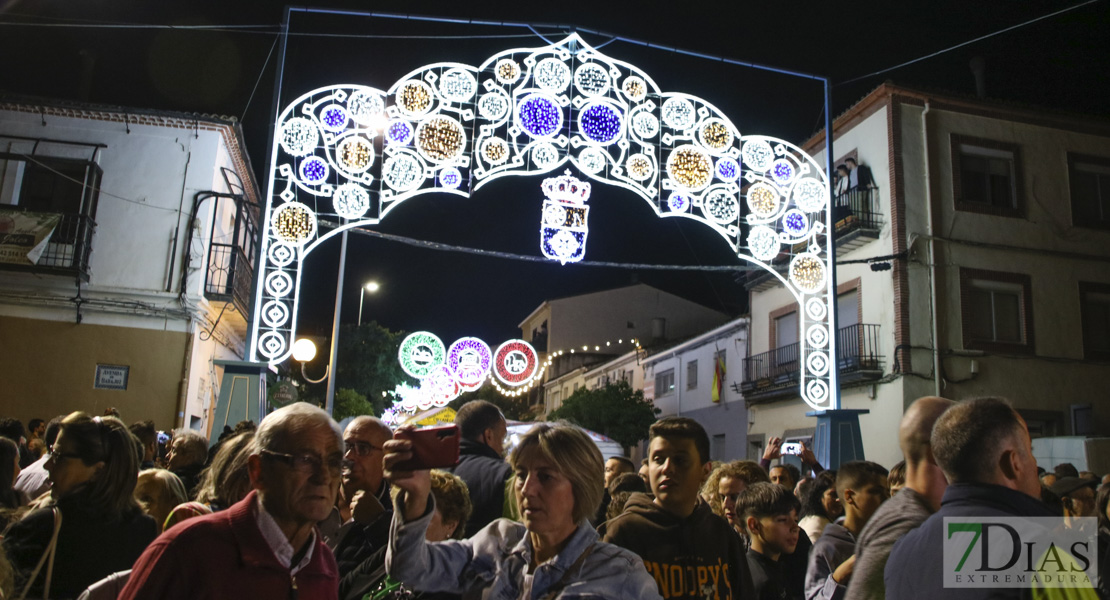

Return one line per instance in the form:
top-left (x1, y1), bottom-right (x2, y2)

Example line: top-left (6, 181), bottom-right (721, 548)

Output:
top-left (0, 98), bottom-right (260, 434)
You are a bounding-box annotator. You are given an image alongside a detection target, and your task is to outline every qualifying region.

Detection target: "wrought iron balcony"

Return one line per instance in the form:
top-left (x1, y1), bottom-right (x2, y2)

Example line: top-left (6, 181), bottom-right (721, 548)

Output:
top-left (204, 242), bottom-right (253, 315)
top-left (738, 323), bottom-right (884, 402)
top-left (832, 187), bottom-right (882, 252)
top-left (0, 210), bottom-right (96, 281)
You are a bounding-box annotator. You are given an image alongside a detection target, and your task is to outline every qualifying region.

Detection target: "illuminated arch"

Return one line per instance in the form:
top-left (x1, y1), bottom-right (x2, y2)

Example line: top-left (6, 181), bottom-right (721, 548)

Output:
top-left (250, 34), bottom-right (837, 410)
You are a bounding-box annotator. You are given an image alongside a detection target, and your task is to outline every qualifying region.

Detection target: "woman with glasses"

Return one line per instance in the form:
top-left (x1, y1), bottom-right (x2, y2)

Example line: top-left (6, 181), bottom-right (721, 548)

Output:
top-left (384, 422), bottom-right (662, 600)
top-left (1, 412), bottom-right (158, 598)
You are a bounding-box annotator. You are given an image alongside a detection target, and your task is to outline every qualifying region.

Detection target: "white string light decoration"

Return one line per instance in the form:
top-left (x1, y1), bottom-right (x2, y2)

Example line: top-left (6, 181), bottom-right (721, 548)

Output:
top-left (253, 35), bottom-right (836, 411)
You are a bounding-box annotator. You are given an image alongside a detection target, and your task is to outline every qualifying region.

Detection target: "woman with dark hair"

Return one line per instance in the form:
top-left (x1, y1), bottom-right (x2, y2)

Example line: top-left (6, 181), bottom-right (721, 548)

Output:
top-left (1, 413), bottom-right (158, 598)
top-left (0, 437), bottom-right (23, 509)
top-left (798, 469), bottom-right (841, 543)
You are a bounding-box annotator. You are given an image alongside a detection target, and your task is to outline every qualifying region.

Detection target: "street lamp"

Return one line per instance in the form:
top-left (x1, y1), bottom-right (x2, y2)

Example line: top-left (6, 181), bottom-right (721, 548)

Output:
top-left (292, 338), bottom-right (329, 384)
top-left (358, 280), bottom-right (381, 327)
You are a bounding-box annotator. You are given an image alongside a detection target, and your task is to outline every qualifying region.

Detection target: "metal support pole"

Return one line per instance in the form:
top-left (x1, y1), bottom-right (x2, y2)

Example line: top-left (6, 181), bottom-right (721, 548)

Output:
top-left (824, 79), bottom-right (841, 410)
top-left (325, 229), bottom-right (348, 415)
top-left (358, 288), bottom-right (366, 327)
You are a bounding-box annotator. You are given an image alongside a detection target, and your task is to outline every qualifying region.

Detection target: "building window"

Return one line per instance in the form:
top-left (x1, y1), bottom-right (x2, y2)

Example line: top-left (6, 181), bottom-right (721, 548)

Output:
top-left (774, 311), bottom-right (798, 348)
top-left (1080, 282), bottom-right (1110, 360)
top-left (655, 368), bottom-right (675, 396)
top-left (960, 268), bottom-right (1034, 353)
top-left (1068, 153), bottom-right (1110, 230)
top-left (711, 434), bottom-right (726, 461)
top-left (686, 360), bottom-right (698, 390)
top-left (951, 135), bottom-right (1022, 218)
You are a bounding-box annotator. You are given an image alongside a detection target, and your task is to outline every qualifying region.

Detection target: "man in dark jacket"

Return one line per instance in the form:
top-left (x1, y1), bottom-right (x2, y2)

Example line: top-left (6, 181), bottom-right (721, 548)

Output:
top-left (884, 397), bottom-right (1057, 599)
top-left (449, 400), bottom-right (510, 535)
top-left (604, 417), bottom-right (754, 599)
top-left (327, 416), bottom-right (394, 580)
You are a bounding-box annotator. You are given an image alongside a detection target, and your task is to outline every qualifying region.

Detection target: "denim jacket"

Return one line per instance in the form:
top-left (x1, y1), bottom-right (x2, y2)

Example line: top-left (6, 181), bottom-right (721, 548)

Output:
top-left (386, 495), bottom-right (661, 600)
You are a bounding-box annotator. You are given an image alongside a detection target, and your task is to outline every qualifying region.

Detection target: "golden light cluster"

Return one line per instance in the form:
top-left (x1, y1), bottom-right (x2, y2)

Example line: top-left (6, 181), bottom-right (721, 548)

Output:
top-left (397, 81), bottom-right (432, 116)
top-left (482, 138), bottom-right (509, 165)
top-left (416, 117), bottom-right (466, 162)
top-left (496, 59), bottom-right (521, 84)
top-left (627, 154), bottom-right (654, 180)
top-left (701, 120), bottom-right (733, 150)
top-left (272, 202), bottom-right (315, 244)
top-left (666, 146), bottom-right (712, 190)
top-left (790, 254), bottom-right (826, 293)
top-left (622, 76), bottom-right (647, 101)
top-left (746, 183), bottom-right (779, 217)
top-left (337, 136), bottom-right (373, 172)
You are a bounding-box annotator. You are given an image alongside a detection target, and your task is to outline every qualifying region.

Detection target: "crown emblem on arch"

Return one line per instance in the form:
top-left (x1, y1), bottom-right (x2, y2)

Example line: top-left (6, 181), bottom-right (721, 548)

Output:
top-left (541, 169), bottom-right (591, 205)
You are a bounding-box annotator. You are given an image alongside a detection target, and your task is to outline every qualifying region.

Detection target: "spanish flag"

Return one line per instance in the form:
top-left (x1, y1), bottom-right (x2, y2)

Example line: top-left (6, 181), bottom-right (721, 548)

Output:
top-left (712, 354), bottom-right (725, 403)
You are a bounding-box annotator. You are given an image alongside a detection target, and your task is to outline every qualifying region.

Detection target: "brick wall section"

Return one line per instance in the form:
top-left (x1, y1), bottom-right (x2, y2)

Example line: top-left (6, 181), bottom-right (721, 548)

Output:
top-left (887, 95), bottom-right (913, 373)
top-left (958, 267), bottom-right (1035, 355)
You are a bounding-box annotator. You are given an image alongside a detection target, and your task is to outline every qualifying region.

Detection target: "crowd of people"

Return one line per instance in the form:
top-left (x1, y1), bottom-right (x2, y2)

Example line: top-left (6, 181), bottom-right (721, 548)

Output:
top-left (0, 395), bottom-right (1107, 599)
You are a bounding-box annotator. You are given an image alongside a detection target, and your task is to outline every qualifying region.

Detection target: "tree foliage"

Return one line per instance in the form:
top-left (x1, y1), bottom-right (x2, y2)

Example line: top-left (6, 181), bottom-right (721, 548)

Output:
top-left (546, 380), bottom-right (661, 449)
top-left (448, 382), bottom-right (535, 421)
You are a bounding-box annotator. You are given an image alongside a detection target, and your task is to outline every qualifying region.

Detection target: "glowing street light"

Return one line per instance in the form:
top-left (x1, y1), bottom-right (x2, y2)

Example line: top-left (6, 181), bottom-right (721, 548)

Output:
top-left (358, 280), bottom-right (381, 326)
top-left (292, 338), bottom-right (329, 384)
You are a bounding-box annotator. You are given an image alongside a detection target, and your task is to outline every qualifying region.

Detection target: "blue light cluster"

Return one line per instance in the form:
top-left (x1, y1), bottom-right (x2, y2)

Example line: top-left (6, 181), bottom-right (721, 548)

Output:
top-left (772, 159), bottom-right (796, 185)
top-left (783, 209), bottom-right (808, 235)
top-left (716, 157), bottom-right (740, 182)
top-left (439, 167), bottom-right (462, 189)
top-left (518, 94), bottom-right (563, 138)
top-left (388, 121), bottom-right (413, 145)
top-left (321, 105), bottom-right (348, 131)
top-left (579, 103), bottom-right (623, 145)
top-left (300, 156), bottom-right (329, 184)
top-left (668, 192), bottom-right (690, 213)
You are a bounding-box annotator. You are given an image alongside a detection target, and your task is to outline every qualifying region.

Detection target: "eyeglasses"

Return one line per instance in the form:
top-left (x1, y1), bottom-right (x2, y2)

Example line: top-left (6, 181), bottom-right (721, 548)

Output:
top-left (260, 450), bottom-right (343, 475)
top-left (344, 441), bottom-right (382, 457)
top-left (48, 446), bottom-right (85, 462)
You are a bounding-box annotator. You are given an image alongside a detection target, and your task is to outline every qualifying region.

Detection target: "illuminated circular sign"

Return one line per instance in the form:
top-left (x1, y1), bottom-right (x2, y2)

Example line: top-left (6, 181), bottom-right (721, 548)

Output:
top-left (493, 340), bottom-right (539, 386)
top-left (398, 331), bottom-right (446, 378)
top-left (446, 337), bottom-right (492, 386)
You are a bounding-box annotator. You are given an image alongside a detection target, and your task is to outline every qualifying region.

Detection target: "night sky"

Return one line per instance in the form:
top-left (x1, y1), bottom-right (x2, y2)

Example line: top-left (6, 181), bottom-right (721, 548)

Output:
top-left (2, 0), bottom-right (1107, 347)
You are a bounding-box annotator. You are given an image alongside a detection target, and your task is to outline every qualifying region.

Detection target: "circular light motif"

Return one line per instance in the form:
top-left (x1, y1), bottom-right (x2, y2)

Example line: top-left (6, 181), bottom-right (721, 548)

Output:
top-left (622, 76), bottom-right (647, 101)
top-left (746, 182), bottom-right (780, 217)
top-left (279, 118), bottom-right (318, 157)
top-left (481, 137), bottom-right (510, 166)
top-left (439, 167), bottom-right (462, 189)
top-left (271, 202), bottom-right (316, 245)
top-left (446, 337), bottom-right (492, 386)
top-left (332, 183), bottom-right (370, 219)
top-left (631, 111), bottom-right (659, 139)
top-left (298, 156), bottom-right (329, 185)
top-left (716, 157), bottom-right (740, 182)
top-left (626, 153), bottom-right (654, 181)
top-left (267, 242), bottom-right (295, 267)
top-left (258, 332), bottom-right (286, 360)
top-left (532, 143), bottom-right (559, 169)
top-left (382, 153), bottom-right (424, 191)
top-left (420, 365), bottom-right (460, 407)
top-left (478, 93), bottom-right (510, 121)
top-left (700, 119), bottom-right (733, 152)
top-left (264, 270), bottom-right (294, 297)
top-left (806, 297), bottom-right (828, 321)
top-left (415, 116), bottom-right (466, 163)
top-left (261, 300), bottom-right (289, 328)
top-left (807, 324), bottom-right (829, 349)
top-left (517, 93), bottom-right (563, 139)
top-left (807, 351), bottom-right (830, 376)
top-left (319, 104), bottom-right (349, 132)
top-left (747, 226), bottom-right (780, 260)
top-left (703, 189), bottom-right (740, 224)
top-left (771, 158), bottom-right (796, 186)
top-left (578, 102), bottom-right (624, 145)
top-left (336, 136), bottom-right (373, 174)
top-left (662, 97), bottom-right (696, 129)
top-left (792, 178), bottom-right (827, 213)
top-left (387, 121), bottom-right (414, 145)
top-left (742, 139), bottom-right (775, 172)
top-left (534, 58), bottom-right (570, 91)
top-left (438, 68), bottom-right (476, 102)
top-left (493, 340), bottom-right (539, 386)
top-left (495, 59), bottom-right (521, 84)
top-left (578, 147), bottom-right (607, 174)
top-left (542, 203), bottom-right (566, 226)
top-left (347, 90), bottom-right (385, 126)
top-left (398, 331), bottom-right (446, 378)
top-left (668, 192), bottom-right (690, 213)
top-left (666, 145), bottom-right (713, 191)
top-left (574, 63), bottom-right (610, 96)
top-left (783, 209), bottom-right (809, 236)
top-left (790, 253), bottom-right (827, 293)
top-left (396, 80), bottom-right (434, 117)
top-left (548, 230), bottom-right (581, 261)
top-left (806, 379), bottom-right (830, 404)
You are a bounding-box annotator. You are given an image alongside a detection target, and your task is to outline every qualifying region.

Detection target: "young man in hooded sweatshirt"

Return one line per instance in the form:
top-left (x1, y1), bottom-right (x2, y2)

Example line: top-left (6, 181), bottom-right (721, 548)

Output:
top-left (603, 417), bottom-right (754, 600)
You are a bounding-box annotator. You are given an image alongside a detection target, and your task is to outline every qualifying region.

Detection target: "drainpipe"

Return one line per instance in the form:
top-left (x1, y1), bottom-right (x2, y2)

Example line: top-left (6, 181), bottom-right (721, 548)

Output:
top-left (921, 102), bottom-right (941, 396)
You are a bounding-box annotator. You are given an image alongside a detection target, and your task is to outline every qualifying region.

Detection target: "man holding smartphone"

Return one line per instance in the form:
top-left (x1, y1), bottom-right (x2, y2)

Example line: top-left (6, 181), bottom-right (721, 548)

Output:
top-left (450, 400), bottom-right (511, 536)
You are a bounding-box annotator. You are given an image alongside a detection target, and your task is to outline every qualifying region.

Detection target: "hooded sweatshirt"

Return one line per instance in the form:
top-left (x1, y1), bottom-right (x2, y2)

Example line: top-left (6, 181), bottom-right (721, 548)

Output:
top-left (602, 492), bottom-right (754, 600)
top-left (804, 522), bottom-right (855, 600)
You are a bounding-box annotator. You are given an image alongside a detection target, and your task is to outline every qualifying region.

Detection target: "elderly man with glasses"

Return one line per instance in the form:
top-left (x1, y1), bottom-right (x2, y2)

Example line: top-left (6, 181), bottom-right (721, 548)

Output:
top-left (119, 402), bottom-right (344, 600)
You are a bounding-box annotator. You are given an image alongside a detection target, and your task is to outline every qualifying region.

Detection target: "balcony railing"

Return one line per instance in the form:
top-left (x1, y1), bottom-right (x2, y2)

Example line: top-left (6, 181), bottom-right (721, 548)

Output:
top-left (833, 187), bottom-right (882, 236)
top-left (0, 211), bottom-right (96, 280)
top-left (205, 242), bottom-right (253, 315)
top-left (739, 323), bottom-right (884, 400)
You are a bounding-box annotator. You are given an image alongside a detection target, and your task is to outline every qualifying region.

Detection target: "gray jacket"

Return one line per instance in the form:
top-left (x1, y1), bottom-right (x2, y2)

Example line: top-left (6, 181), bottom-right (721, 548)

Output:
top-left (843, 487), bottom-right (933, 600)
top-left (804, 522), bottom-right (854, 600)
top-left (386, 495), bottom-right (662, 600)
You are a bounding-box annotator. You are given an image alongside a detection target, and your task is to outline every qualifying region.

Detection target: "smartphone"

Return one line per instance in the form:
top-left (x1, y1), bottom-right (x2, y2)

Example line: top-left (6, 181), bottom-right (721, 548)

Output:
top-left (393, 424), bottom-right (461, 471)
top-left (780, 442), bottom-right (802, 455)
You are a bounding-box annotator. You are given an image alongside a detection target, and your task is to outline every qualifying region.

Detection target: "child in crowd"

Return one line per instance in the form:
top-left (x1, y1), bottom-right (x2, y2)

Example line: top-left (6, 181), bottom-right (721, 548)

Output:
top-left (804, 461), bottom-right (889, 599)
top-left (738, 482), bottom-right (802, 600)
top-left (886, 460), bottom-right (905, 495)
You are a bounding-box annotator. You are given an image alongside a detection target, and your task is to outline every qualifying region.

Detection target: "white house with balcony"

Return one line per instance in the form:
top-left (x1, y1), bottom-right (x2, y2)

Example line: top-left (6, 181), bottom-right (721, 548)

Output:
top-left (743, 83), bottom-right (1110, 468)
top-left (0, 97), bottom-right (260, 436)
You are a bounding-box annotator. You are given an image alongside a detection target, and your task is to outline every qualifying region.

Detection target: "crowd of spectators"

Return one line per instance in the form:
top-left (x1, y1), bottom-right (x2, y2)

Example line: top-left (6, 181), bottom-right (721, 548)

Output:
top-left (0, 394), bottom-right (1106, 599)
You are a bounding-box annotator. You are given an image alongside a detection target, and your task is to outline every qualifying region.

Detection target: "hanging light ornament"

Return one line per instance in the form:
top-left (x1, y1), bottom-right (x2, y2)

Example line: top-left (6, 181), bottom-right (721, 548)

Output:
top-left (789, 253), bottom-right (827, 293)
top-left (631, 111), bottom-right (659, 139)
top-left (382, 153), bottom-right (424, 191)
top-left (336, 136), bottom-right (373, 174)
top-left (578, 101), bottom-right (624, 145)
top-left (493, 340), bottom-right (539, 386)
top-left (415, 116), bottom-right (466, 163)
top-left (747, 226), bottom-right (780, 260)
top-left (668, 192), bottom-right (690, 213)
top-left (298, 156), bottom-right (329, 185)
top-left (702, 188), bottom-right (740, 224)
top-left (627, 153), bottom-right (654, 181)
top-left (746, 182), bottom-right (780, 217)
top-left (347, 90), bottom-right (385, 126)
top-left (782, 209), bottom-right (808, 236)
top-left (398, 331), bottom-right (446, 378)
top-left (438, 167), bottom-right (463, 189)
top-left (438, 68), bottom-right (477, 102)
top-left (716, 157), bottom-right (740, 182)
top-left (578, 148), bottom-right (607, 174)
top-left (666, 145), bottom-right (713, 191)
top-left (531, 143), bottom-right (560, 169)
top-left (386, 121), bottom-right (414, 146)
top-left (792, 178), bottom-right (828, 213)
top-left (662, 97), bottom-right (696, 129)
top-left (279, 118), bottom-right (318, 157)
top-left (622, 76), bottom-right (647, 101)
top-left (271, 202), bottom-right (317, 245)
top-left (540, 170), bottom-right (591, 264)
top-left (742, 139), bottom-right (775, 173)
top-left (534, 58), bottom-right (571, 91)
top-left (332, 184), bottom-right (370, 219)
top-left (574, 63), bottom-right (610, 96)
top-left (478, 92), bottom-right (511, 121)
top-left (771, 158), bottom-right (796, 186)
top-left (495, 59), bottom-right (521, 84)
top-left (699, 119), bottom-right (733, 152)
top-left (517, 93), bottom-right (564, 139)
top-left (319, 104), bottom-right (349, 132)
top-left (446, 337), bottom-right (493, 387)
top-left (396, 80), bottom-right (434, 117)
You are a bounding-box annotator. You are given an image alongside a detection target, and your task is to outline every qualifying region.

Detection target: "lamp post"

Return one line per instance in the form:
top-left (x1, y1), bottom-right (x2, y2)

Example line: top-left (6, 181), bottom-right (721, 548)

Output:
top-left (358, 281), bottom-right (381, 327)
top-left (292, 338), bottom-right (329, 383)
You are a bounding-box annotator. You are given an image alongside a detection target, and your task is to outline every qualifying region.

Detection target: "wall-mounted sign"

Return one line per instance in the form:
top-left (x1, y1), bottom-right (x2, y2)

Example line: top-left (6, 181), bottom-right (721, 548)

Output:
top-left (94, 364), bottom-right (129, 390)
